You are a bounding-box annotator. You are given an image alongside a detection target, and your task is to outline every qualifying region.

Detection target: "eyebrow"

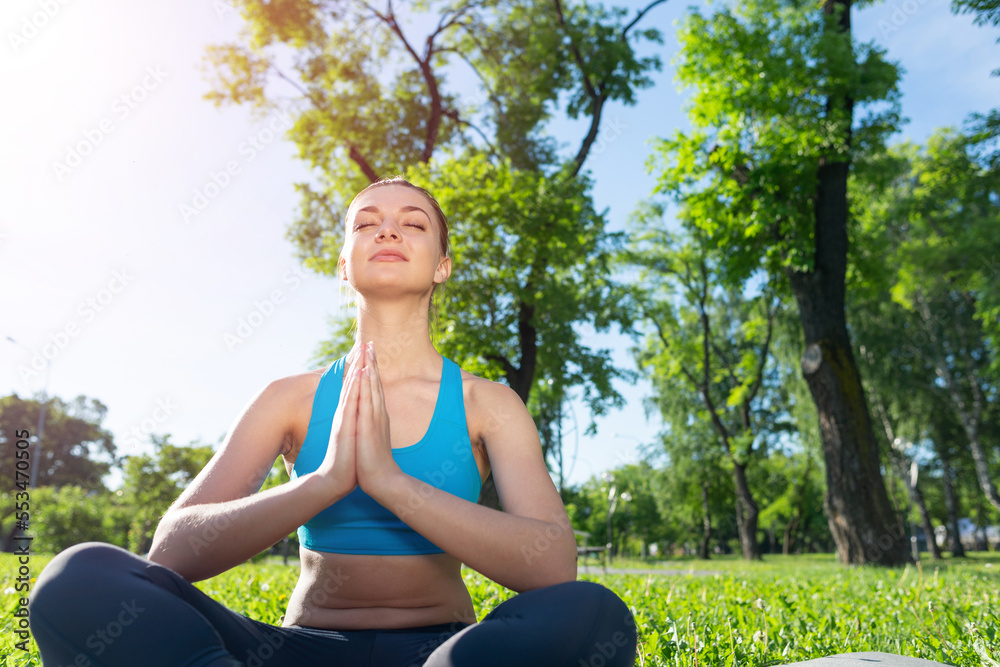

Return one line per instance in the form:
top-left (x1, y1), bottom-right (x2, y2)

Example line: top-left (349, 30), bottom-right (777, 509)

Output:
top-left (356, 204), bottom-right (431, 221)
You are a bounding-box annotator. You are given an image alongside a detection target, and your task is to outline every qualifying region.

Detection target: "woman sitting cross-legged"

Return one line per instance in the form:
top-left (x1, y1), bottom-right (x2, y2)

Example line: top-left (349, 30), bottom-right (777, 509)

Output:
top-left (29, 177), bottom-right (637, 667)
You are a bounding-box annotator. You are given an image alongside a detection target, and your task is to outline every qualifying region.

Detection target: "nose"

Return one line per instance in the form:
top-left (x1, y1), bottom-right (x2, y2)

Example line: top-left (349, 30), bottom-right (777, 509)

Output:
top-left (376, 218), bottom-right (401, 241)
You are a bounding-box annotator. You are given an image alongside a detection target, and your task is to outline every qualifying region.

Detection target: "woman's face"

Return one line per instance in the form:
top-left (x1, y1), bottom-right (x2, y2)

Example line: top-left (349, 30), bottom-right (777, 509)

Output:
top-left (340, 185), bottom-right (450, 300)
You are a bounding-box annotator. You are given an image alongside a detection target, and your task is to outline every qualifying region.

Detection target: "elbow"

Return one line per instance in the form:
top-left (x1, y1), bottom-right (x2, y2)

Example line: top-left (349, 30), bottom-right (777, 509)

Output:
top-left (147, 537), bottom-right (188, 580)
top-left (147, 516), bottom-right (202, 582)
top-left (518, 539), bottom-right (577, 592)
top-left (547, 560), bottom-right (578, 588)
top-left (549, 536), bottom-right (578, 584)
top-left (551, 539), bottom-right (579, 584)
top-left (147, 544), bottom-right (207, 583)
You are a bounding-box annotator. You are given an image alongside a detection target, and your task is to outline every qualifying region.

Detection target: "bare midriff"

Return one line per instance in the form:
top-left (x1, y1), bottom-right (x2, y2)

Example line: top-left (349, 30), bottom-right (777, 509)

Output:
top-left (281, 548), bottom-right (476, 630)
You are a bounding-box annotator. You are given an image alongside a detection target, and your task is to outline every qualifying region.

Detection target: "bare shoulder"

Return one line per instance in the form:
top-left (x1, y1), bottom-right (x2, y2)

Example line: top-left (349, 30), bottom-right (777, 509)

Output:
top-left (164, 363), bottom-right (332, 511)
top-left (267, 364), bottom-right (332, 457)
top-left (457, 368), bottom-right (533, 448)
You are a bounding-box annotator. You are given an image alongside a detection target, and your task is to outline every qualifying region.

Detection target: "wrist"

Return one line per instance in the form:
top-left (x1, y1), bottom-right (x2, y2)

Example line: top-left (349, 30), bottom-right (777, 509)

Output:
top-left (363, 466), bottom-right (409, 507)
top-left (300, 470), bottom-right (354, 506)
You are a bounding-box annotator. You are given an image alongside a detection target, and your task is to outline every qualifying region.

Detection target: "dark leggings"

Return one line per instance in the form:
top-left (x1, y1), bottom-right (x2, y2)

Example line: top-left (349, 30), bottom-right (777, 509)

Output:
top-left (29, 542), bottom-right (637, 667)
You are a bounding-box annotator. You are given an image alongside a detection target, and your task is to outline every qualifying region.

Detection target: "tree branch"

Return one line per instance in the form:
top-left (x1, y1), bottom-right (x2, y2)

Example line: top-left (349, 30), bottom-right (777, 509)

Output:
top-left (622, 0), bottom-right (670, 38)
top-left (270, 66), bottom-right (379, 182)
top-left (552, 0), bottom-right (604, 177)
top-left (365, 0), bottom-right (445, 162)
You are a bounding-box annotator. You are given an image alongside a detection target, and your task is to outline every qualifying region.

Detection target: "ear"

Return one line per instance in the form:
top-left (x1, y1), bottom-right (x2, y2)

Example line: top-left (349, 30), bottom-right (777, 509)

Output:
top-left (434, 256), bottom-right (451, 285)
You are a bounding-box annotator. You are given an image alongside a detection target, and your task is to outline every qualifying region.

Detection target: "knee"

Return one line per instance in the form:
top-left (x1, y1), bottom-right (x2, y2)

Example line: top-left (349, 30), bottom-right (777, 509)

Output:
top-left (565, 581), bottom-right (637, 664)
top-left (31, 542), bottom-right (141, 615)
top-left (559, 581), bottom-right (633, 623)
top-left (521, 580), bottom-right (636, 637)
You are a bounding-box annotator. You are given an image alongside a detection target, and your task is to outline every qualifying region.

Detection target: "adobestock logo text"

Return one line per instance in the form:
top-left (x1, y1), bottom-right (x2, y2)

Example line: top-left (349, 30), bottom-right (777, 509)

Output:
top-left (8, 0), bottom-right (72, 54)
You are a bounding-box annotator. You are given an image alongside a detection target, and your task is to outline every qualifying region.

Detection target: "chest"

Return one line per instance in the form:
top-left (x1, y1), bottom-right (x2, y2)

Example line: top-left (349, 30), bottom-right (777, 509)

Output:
top-left (381, 379), bottom-right (440, 449)
top-left (286, 370), bottom-right (490, 482)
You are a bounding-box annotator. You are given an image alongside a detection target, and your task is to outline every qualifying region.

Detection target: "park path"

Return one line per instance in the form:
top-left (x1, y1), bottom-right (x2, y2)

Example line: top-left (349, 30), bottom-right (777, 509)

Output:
top-left (578, 564), bottom-right (720, 576)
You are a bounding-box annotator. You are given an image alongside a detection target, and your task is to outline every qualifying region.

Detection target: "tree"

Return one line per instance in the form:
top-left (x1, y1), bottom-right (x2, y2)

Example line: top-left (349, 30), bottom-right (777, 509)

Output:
top-left (952, 1), bottom-right (1000, 30)
top-left (566, 462), bottom-right (667, 559)
top-left (625, 206), bottom-right (785, 560)
top-left (755, 450), bottom-right (823, 555)
top-left (119, 435), bottom-right (215, 553)
top-left (650, 421), bottom-right (731, 559)
top-left (859, 130), bottom-right (1000, 517)
top-left (203, 0), bottom-right (666, 507)
top-left (27, 486), bottom-right (130, 555)
top-left (0, 393), bottom-right (115, 492)
top-left (650, 0), bottom-right (910, 565)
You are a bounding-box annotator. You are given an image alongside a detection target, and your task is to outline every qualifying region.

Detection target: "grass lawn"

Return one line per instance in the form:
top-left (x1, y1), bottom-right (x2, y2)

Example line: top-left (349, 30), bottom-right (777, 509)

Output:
top-left (3, 551), bottom-right (998, 666)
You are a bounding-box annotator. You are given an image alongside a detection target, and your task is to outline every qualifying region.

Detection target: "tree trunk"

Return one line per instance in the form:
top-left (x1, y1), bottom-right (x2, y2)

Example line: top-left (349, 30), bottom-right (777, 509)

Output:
top-left (699, 480), bottom-right (712, 560)
top-left (940, 455), bottom-right (966, 557)
top-left (783, 513), bottom-right (800, 555)
top-left (794, 335), bottom-right (909, 565)
top-left (732, 462), bottom-right (761, 560)
top-left (784, 0), bottom-right (908, 566)
top-left (767, 522), bottom-right (779, 554)
top-left (891, 453), bottom-right (942, 561)
top-left (965, 430), bottom-right (1000, 515)
top-left (479, 302), bottom-right (538, 511)
top-left (783, 457), bottom-right (811, 555)
top-left (916, 293), bottom-right (1000, 516)
top-left (912, 480), bottom-right (942, 560)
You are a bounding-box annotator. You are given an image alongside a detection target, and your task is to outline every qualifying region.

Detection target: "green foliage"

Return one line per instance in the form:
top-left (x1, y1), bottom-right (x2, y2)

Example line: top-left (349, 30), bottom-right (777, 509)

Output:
top-left (649, 422), bottom-right (736, 554)
top-left (753, 450), bottom-right (828, 553)
top-left (408, 156), bottom-right (634, 418)
top-left (2, 486), bottom-right (129, 555)
top-left (952, 0), bottom-right (1000, 30)
top-left (622, 198), bottom-right (795, 558)
top-left (566, 462), bottom-right (670, 557)
top-left (849, 126), bottom-right (1000, 518)
top-left (202, 0), bottom-right (663, 456)
top-left (625, 209), bottom-right (786, 461)
top-left (117, 436), bottom-right (217, 553)
top-left (0, 394), bottom-right (116, 492)
top-left (651, 0), bottom-right (902, 282)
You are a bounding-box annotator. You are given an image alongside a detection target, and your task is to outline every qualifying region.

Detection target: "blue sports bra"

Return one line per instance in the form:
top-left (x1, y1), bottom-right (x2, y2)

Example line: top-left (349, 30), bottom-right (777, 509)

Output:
top-left (291, 354), bottom-right (482, 555)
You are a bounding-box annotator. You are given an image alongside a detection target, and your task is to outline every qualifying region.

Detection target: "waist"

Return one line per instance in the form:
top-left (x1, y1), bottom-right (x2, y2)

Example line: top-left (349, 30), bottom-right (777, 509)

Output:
top-left (283, 548), bottom-right (477, 631)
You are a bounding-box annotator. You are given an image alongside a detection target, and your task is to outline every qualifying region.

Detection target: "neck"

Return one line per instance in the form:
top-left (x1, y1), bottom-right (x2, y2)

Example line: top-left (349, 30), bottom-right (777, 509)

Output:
top-left (347, 295), bottom-right (439, 381)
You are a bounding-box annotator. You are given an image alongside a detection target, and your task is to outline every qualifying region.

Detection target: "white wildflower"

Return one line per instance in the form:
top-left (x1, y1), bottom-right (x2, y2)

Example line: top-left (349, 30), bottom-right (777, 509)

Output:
top-left (753, 630), bottom-right (767, 643)
top-left (755, 598), bottom-right (765, 610)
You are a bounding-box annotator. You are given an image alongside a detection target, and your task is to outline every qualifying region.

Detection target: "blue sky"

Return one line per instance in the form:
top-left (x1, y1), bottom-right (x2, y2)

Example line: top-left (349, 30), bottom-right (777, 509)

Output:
top-left (1, 0), bottom-right (997, 489)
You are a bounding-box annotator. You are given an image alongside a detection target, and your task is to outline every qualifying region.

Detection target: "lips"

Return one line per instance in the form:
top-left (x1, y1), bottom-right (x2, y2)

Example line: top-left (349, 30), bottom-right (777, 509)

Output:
top-left (370, 249), bottom-right (408, 261)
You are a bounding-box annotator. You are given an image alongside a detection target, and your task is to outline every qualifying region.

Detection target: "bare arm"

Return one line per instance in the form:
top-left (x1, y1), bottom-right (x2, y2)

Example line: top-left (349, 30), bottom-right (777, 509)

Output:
top-left (355, 345), bottom-right (577, 591)
top-left (148, 362), bottom-right (361, 582)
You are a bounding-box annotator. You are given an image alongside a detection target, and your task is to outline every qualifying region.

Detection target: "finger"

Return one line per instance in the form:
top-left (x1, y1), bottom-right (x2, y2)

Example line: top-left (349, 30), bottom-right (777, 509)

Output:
top-left (358, 360), bottom-right (372, 428)
top-left (341, 362), bottom-right (362, 437)
top-left (368, 343), bottom-right (385, 410)
top-left (365, 343), bottom-right (380, 412)
top-left (338, 349), bottom-right (361, 410)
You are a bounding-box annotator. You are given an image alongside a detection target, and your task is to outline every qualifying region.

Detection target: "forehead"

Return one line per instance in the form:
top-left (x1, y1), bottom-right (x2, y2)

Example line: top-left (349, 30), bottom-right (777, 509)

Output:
top-left (347, 185), bottom-right (434, 221)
